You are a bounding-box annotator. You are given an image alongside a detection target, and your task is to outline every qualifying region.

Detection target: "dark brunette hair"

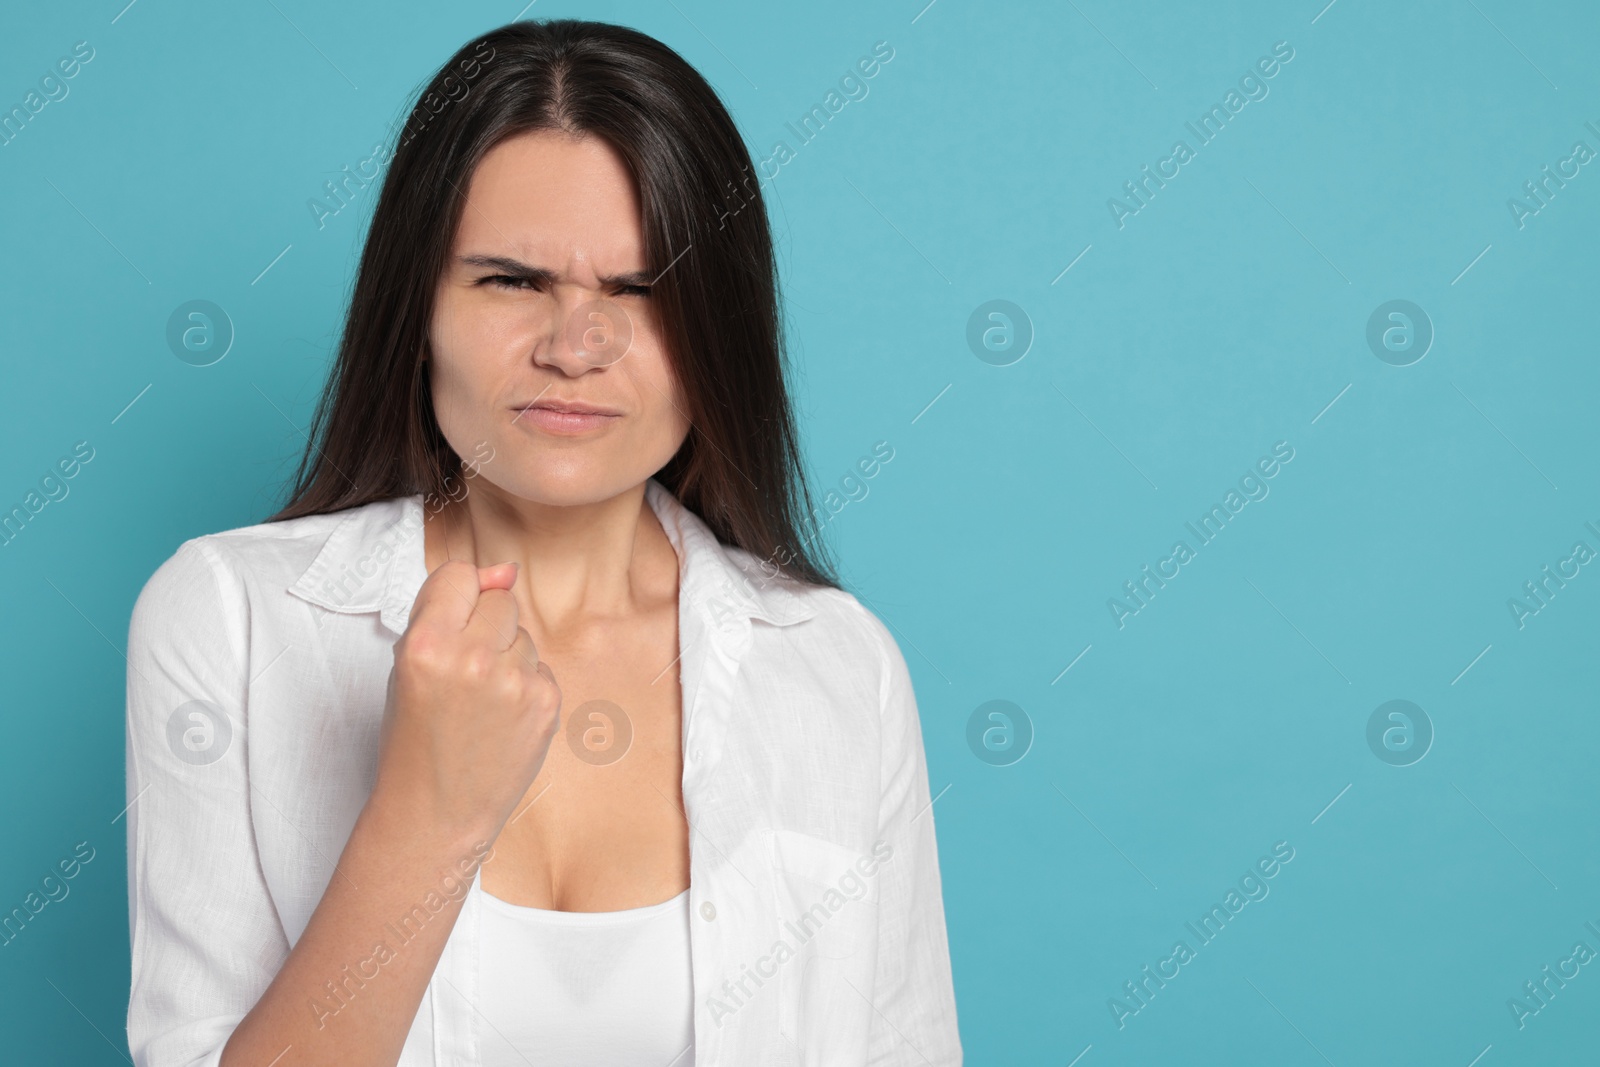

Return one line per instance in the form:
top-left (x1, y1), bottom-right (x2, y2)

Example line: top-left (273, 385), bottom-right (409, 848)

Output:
top-left (267, 18), bottom-right (839, 589)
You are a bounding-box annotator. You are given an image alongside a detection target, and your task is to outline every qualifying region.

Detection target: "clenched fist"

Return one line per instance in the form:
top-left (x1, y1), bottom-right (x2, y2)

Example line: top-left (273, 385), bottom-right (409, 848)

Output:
top-left (372, 559), bottom-right (562, 844)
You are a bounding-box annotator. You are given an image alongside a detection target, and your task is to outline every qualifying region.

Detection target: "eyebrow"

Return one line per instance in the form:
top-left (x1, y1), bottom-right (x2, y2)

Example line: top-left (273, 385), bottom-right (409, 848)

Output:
top-left (456, 254), bottom-right (655, 288)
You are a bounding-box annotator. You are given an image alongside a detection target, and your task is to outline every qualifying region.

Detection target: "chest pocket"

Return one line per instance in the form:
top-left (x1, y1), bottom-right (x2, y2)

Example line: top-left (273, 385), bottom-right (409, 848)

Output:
top-left (769, 829), bottom-right (882, 1065)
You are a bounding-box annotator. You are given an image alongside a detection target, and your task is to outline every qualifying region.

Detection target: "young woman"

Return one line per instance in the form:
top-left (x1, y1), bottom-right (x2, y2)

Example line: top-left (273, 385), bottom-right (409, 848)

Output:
top-left (124, 18), bottom-right (959, 1067)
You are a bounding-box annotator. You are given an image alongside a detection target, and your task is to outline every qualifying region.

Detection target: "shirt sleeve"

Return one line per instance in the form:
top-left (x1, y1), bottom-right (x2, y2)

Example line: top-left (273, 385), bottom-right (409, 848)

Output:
top-left (125, 537), bottom-right (289, 1067)
top-left (862, 609), bottom-right (963, 1066)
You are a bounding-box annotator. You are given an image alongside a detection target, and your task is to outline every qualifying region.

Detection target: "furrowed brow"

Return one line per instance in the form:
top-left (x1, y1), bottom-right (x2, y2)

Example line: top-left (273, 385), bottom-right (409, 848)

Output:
top-left (457, 254), bottom-right (655, 287)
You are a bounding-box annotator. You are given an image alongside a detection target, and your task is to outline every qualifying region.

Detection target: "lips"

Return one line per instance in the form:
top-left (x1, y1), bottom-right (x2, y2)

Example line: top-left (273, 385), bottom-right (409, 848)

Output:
top-left (510, 400), bottom-right (621, 435)
top-left (510, 398), bottom-right (623, 417)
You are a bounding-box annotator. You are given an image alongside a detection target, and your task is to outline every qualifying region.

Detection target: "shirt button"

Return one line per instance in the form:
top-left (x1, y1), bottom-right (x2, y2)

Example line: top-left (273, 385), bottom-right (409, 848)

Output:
top-left (693, 748), bottom-right (704, 762)
top-left (699, 901), bottom-right (717, 922)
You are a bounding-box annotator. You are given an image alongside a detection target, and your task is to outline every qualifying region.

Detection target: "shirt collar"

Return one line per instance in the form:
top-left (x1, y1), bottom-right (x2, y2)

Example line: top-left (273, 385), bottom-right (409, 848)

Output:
top-left (285, 476), bottom-right (817, 635)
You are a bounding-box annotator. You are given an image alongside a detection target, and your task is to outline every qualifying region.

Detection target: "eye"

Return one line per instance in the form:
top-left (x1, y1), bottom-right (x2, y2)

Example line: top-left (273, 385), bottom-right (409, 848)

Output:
top-left (615, 284), bottom-right (651, 298)
top-left (481, 275), bottom-right (538, 291)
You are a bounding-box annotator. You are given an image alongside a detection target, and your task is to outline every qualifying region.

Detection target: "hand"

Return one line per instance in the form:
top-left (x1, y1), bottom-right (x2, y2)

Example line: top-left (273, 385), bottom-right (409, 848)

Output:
top-left (373, 559), bottom-right (561, 844)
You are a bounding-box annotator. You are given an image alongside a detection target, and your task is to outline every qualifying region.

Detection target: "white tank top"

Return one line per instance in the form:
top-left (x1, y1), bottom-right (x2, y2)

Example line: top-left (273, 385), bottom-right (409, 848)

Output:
top-left (475, 886), bottom-right (696, 1066)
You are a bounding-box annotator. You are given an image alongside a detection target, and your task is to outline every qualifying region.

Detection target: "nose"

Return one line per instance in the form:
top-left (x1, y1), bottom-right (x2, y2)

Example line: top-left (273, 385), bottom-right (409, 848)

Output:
top-left (534, 285), bottom-right (633, 375)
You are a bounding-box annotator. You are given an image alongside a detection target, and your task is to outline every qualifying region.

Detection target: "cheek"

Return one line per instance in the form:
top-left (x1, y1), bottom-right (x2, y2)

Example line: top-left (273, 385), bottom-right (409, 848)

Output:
top-left (434, 290), bottom-right (535, 361)
top-left (428, 309), bottom-right (511, 442)
top-left (426, 359), bottom-right (476, 455)
top-left (632, 354), bottom-right (691, 442)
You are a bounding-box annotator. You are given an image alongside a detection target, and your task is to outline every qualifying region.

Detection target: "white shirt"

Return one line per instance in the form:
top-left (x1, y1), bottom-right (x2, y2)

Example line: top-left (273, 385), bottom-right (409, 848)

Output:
top-left (475, 887), bottom-right (693, 1065)
top-left (124, 476), bottom-right (962, 1066)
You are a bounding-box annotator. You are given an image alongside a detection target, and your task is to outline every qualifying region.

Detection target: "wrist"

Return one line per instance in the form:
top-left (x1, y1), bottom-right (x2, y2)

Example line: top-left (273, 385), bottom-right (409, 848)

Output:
top-left (362, 776), bottom-right (502, 867)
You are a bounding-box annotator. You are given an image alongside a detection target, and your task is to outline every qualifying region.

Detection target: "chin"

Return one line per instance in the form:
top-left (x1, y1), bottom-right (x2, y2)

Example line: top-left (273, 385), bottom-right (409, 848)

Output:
top-left (492, 459), bottom-right (654, 509)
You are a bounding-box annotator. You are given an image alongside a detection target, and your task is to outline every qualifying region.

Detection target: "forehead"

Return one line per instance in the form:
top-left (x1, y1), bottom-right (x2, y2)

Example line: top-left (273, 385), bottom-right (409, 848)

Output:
top-left (453, 129), bottom-right (644, 269)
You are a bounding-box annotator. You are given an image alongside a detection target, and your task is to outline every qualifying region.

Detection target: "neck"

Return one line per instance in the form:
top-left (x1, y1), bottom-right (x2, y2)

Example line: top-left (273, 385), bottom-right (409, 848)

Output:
top-left (425, 479), bottom-right (674, 634)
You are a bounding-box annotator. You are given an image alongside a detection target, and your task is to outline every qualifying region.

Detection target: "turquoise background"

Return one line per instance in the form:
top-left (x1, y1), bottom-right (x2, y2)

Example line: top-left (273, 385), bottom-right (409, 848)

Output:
top-left (2, 0), bottom-right (1597, 1062)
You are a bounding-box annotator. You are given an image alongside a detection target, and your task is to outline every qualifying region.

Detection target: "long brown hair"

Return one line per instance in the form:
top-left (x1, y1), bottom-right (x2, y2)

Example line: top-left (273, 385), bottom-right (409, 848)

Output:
top-left (267, 18), bottom-right (839, 590)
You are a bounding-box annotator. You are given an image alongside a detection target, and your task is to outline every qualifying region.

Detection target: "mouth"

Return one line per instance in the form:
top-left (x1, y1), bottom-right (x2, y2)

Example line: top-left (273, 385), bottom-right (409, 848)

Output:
top-left (509, 400), bottom-right (623, 435)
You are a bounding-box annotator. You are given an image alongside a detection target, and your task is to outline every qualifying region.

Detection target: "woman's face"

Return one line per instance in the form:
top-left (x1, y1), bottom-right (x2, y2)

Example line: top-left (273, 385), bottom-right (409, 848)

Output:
top-left (427, 129), bottom-right (691, 507)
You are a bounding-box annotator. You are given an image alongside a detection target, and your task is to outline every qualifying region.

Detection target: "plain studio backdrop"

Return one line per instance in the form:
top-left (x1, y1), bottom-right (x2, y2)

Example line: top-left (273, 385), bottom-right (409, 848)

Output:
top-left (1, 0), bottom-right (1597, 1063)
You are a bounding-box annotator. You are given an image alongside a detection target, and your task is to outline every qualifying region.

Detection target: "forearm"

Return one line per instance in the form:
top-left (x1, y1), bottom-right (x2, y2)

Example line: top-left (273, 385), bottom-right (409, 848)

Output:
top-left (219, 787), bottom-right (495, 1067)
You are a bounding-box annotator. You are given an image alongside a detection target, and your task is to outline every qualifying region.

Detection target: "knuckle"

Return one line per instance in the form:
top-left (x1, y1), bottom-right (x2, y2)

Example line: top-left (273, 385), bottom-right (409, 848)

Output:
top-left (460, 646), bottom-right (495, 681)
top-left (403, 627), bottom-right (441, 659)
top-left (490, 663), bottom-right (526, 701)
top-left (393, 643), bottom-right (432, 684)
top-left (536, 703), bottom-right (561, 743)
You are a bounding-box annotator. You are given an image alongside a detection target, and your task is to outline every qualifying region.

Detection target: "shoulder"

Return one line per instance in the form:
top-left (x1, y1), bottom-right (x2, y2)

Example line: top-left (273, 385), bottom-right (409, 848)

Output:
top-left (806, 584), bottom-right (903, 678)
top-left (202, 496), bottom-right (411, 577)
top-left (784, 586), bottom-right (929, 768)
top-left (722, 546), bottom-right (906, 702)
top-left (131, 497), bottom-right (412, 625)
